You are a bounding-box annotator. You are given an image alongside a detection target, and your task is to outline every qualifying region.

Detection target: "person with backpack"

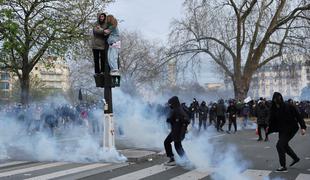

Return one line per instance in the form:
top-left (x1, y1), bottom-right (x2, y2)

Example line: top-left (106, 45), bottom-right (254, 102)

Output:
top-left (164, 96), bottom-right (190, 166)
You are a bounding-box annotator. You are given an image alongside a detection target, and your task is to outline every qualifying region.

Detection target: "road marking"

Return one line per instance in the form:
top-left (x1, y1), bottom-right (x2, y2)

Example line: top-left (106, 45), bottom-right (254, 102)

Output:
top-left (296, 173), bottom-right (310, 180)
top-left (110, 164), bottom-right (175, 180)
top-left (0, 161), bottom-right (29, 168)
top-left (241, 169), bottom-right (271, 180)
top-left (170, 169), bottom-right (214, 180)
top-left (0, 162), bottom-right (67, 177)
top-left (25, 163), bottom-right (110, 180)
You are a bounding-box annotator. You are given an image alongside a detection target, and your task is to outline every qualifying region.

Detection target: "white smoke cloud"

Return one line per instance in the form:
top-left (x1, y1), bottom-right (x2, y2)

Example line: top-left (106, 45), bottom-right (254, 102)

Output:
top-left (0, 96), bottom-right (126, 163)
top-left (112, 90), bottom-right (267, 180)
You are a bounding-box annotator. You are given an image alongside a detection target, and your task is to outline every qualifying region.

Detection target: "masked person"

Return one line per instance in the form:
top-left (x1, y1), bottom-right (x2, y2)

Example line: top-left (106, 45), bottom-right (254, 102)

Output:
top-left (268, 92), bottom-right (306, 172)
top-left (226, 100), bottom-right (238, 133)
top-left (164, 96), bottom-right (190, 166)
top-left (255, 99), bottom-right (269, 141)
top-left (198, 101), bottom-right (208, 131)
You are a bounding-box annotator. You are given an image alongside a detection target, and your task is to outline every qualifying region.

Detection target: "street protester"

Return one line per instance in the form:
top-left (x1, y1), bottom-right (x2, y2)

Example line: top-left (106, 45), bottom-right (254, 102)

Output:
top-left (209, 102), bottom-right (217, 126)
top-left (92, 13), bottom-right (109, 74)
top-left (105, 15), bottom-right (121, 76)
top-left (198, 101), bottom-right (208, 131)
top-left (164, 96), bottom-right (190, 166)
top-left (267, 92), bottom-right (307, 172)
top-left (255, 98), bottom-right (269, 141)
top-left (226, 100), bottom-right (238, 133)
top-left (216, 99), bottom-right (226, 132)
top-left (189, 98), bottom-right (199, 127)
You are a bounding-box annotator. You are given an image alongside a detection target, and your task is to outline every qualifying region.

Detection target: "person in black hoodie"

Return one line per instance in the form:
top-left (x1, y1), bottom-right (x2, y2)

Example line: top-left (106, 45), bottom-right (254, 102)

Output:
top-left (216, 99), bottom-right (226, 132)
top-left (268, 92), bottom-right (306, 172)
top-left (164, 96), bottom-right (190, 166)
top-left (198, 101), bottom-right (208, 131)
top-left (226, 100), bottom-right (238, 133)
top-left (255, 99), bottom-right (269, 141)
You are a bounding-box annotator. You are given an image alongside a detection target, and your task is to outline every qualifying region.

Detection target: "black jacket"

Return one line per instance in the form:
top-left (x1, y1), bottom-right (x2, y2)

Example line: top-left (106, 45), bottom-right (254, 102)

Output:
top-left (255, 104), bottom-right (269, 125)
top-left (167, 96), bottom-right (189, 142)
top-left (227, 104), bottom-right (237, 119)
top-left (268, 92), bottom-right (307, 134)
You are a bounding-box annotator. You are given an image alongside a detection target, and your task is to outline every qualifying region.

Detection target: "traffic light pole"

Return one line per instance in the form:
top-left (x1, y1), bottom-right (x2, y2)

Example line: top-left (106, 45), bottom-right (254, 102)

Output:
top-left (103, 47), bottom-right (115, 149)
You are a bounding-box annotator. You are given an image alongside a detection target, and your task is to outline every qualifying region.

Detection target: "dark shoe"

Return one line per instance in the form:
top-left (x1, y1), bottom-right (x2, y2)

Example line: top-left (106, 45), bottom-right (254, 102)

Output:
top-left (275, 167), bottom-right (288, 172)
top-left (264, 137), bottom-right (269, 141)
top-left (257, 138), bottom-right (263, 141)
top-left (289, 158), bottom-right (300, 167)
top-left (226, 131), bottom-right (231, 134)
top-left (164, 158), bottom-right (176, 166)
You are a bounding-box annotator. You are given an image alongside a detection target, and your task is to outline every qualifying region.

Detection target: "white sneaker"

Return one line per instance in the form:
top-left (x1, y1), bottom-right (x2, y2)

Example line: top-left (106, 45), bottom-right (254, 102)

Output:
top-left (110, 70), bottom-right (120, 76)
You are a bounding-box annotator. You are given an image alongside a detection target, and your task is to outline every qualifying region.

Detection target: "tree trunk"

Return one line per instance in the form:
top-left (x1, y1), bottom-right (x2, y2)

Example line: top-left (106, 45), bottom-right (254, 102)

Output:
top-left (20, 71), bottom-right (30, 105)
top-left (233, 75), bottom-right (252, 101)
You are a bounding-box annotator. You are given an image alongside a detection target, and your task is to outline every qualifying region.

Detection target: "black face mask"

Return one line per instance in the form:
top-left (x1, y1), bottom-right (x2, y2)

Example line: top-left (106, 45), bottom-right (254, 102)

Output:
top-left (274, 96), bottom-right (282, 105)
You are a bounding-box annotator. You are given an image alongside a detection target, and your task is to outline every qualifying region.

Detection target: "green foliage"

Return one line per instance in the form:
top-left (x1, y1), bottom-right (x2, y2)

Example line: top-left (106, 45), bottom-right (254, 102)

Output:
top-left (0, 0), bottom-right (113, 103)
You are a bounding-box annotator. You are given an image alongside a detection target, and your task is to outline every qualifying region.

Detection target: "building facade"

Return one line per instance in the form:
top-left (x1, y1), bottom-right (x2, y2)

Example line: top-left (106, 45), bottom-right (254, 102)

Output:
top-left (0, 71), bottom-right (13, 101)
top-left (32, 57), bottom-right (70, 92)
top-left (250, 59), bottom-right (310, 100)
top-left (0, 56), bottom-right (70, 102)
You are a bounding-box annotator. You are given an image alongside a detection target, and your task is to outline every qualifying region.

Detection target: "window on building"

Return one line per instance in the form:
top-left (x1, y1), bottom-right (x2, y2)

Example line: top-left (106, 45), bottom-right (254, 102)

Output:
top-left (0, 82), bottom-right (10, 89)
top-left (0, 72), bottom-right (10, 80)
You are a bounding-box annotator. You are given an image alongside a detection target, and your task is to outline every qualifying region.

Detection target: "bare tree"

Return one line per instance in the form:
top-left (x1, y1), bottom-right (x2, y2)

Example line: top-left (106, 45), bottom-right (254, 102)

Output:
top-left (168, 0), bottom-right (310, 100)
top-left (119, 31), bottom-right (167, 95)
top-left (0, 0), bottom-right (113, 104)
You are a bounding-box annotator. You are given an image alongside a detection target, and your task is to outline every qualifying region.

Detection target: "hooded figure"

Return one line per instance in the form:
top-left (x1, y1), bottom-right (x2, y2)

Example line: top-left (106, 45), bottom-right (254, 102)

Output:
top-left (164, 96), bottom-right (189, 166)
top-left (92, 13), bottom-right (109, 74)
top-left (198, 101), bottom-right (208, 131)
top-left (268, 92), bottom-right (306, 172)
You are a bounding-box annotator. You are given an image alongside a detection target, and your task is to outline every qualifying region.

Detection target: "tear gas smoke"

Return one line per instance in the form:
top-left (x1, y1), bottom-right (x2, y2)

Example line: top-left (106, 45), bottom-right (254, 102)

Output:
top-left (113, 90), bottom-right (265, 180)
top-left (0, 95), bottom-right (126, 163)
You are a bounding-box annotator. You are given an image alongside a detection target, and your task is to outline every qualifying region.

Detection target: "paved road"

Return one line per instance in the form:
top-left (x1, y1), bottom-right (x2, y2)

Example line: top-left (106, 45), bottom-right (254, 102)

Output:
top-left (0, 127), bottom-right (309, 180)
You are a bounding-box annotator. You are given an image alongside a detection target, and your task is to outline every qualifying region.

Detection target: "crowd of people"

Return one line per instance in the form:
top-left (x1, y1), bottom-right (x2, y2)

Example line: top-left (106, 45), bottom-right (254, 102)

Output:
top-left (0, 102), bottom-right (103, 137)
top-left (163, 93), bottom-right (307, 170)
top-left (156, 97), bottom-right (310, 141)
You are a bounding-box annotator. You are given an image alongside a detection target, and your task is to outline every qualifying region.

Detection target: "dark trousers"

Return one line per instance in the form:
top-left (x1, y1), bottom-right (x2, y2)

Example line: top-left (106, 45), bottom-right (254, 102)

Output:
top-left (276, 129), bottom-right (299, 167)
top-left (199, 119), bottom-right (207, 131)
top-left (257, 124), bottom-right (268, 139)
top-left (164, 133), bottom-right (185, 158)
top-left (228, 117), bottom-right (237, 132)
top-left (93, 49), bottom-right (106, 74)
top-left (216, 116), bottom-right (226, 131)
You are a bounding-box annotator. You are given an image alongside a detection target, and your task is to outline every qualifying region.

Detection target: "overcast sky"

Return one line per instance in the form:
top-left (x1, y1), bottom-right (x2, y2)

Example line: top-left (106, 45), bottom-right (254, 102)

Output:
top-left (106, 0), bottom-right (183, 42)
top-left (106, 0), bottom-right (221, 84)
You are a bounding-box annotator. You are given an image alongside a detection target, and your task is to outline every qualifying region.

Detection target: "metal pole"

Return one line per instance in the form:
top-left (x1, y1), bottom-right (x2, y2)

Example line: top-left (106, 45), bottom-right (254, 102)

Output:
top-left (103, 46), bottom-right (115, 149)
